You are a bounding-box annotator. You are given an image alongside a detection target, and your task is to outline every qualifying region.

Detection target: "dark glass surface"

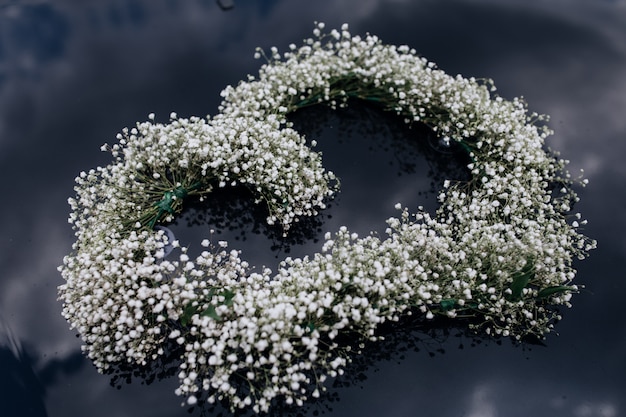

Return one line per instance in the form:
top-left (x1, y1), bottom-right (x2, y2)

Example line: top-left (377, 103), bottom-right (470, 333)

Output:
top-left (1, 1), bottom-right (624, 416)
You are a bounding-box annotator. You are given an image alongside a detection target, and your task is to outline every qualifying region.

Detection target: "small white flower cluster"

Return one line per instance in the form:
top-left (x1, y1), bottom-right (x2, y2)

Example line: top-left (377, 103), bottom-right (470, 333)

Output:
top-left (59, 23), bottom-right (596, 413)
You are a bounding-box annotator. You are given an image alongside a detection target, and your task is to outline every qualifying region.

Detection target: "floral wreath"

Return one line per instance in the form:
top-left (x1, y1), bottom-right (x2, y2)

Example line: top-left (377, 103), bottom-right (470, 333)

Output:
top-left (59, 23), bottom-right (595, 413)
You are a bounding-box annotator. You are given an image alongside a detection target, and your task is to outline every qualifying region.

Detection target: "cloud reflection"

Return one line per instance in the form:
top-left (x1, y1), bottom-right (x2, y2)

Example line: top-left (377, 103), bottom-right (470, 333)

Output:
top-left (573, 402), bottom-right (619, 417)
top-left (0, 319), bottom-right (47, 417)
top-left (466, 384), bottom-right (497, 417)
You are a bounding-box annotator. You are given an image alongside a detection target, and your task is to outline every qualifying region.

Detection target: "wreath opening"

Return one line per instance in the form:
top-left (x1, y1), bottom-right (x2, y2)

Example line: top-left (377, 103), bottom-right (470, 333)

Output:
top-left (166, 99), bottom-right (472, 274)
top-left (59, 22), bottom-right (596, 413)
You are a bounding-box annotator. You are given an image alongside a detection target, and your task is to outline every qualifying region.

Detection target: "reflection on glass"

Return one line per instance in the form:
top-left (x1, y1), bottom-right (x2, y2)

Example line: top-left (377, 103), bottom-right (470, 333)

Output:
top-left (0, 319), bottom-right (47, 417)
top-left (0, 4), bottom-right (69, 75)
top-left (0, 318), bottom-right (87, 417)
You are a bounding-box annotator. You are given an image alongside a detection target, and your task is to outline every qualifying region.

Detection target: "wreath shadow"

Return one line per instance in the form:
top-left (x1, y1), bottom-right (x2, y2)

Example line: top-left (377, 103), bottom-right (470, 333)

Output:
top-left (105, 314), bottom-right (541, 417)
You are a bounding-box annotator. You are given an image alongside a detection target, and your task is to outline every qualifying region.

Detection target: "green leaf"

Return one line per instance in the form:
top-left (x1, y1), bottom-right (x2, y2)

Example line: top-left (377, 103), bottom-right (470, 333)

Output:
top-left (537, 285), bottom-right (577, 299)
top-left (440, 299), bottom-right (456, 311)
top-left (221, 290), bottom-right (235, 306)
top-left (180, 304), bottom-right (198, 327)
top-left (509, 264), bottom-right (534, 301)
top-left (200, 305), bottom-right (220, 321)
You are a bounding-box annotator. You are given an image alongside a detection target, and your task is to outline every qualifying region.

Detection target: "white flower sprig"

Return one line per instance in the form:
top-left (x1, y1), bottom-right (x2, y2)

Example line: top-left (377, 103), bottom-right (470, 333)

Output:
top-left (59, 22), bottom-right (596, 413)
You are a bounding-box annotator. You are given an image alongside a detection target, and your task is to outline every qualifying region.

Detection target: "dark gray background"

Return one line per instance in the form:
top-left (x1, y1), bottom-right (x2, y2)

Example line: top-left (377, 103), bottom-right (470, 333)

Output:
top-left (0, 1), bottom-right (624, 416)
